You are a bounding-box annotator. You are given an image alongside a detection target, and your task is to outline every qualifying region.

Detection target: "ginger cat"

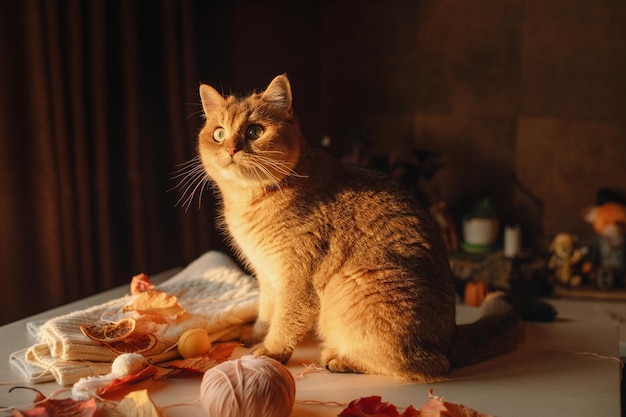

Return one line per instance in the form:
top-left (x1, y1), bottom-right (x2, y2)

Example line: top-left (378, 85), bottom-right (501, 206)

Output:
top-left (194, 74), bottom-right (523, 381)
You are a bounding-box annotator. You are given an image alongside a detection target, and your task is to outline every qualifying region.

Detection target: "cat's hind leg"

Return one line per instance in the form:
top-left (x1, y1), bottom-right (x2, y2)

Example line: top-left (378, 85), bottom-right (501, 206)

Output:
top-left (320, 347), bottom-right (366, 374)
top-left (321, 344), bottom-right (449, 381)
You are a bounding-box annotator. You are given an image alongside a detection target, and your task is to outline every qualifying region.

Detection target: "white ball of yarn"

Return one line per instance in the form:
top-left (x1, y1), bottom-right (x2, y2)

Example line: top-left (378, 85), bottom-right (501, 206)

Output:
top-left (200, 355), bottom-right (295, 417)
top-left (110, 353), bottom-right (148, 378)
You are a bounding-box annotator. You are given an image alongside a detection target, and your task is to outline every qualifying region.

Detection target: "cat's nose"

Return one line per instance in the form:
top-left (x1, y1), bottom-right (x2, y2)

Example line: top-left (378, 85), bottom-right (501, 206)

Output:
top-left (225, 137), bottom-right (244, 157)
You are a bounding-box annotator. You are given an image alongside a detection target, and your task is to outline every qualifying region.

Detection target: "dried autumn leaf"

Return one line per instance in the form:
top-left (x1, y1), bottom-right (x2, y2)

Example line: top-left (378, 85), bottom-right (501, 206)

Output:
top-left (80, 318), bottom-right (136, 343)
top-left (100, 389), bottom-right (163, 417)
top-left (167, 342), bottom-right (242, 373)
top-left (339, 391), bottom-right (491, 417)
top-left (208, 341), bottom-right (242, 362)
top-left (10, 406), bottom-right (48, 417)
top-left (421, 389), bottom-right (492, 417)
top-left (123, 290), bottom-right (186, 323)
top-left (10, 387), bottom-right (98, 417)
top-left (339, 395), bottom-right (401, 417)
top-left (130, 273), bottom-right (155, 295)
top-left (167, 355), bottom-right (218, 374)
top-left (40, 397), bottom-right (98, 417)
top-left (97, 364), bottom-right (159, 397)
top-left (420, 393), bottom-right (448, 417)
top-left (402, 406), bottom-right (420, 417)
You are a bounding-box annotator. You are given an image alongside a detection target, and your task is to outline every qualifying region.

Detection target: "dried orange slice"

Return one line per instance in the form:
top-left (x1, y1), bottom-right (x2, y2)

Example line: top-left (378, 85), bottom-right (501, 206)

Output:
top-left (105, 332), bottom-right (158, 354)
top-left (80, 318), bottom-right (137, 343)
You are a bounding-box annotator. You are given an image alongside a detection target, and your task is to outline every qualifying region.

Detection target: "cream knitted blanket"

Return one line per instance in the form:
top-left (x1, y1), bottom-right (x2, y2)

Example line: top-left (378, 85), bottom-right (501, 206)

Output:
top-left (9, 251), bottom-right (259, 385)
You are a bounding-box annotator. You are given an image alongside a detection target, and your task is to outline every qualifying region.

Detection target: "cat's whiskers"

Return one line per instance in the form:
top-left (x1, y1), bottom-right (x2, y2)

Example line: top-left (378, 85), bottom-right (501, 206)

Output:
top-left (170, 156), bottom-right (211, 211)
top-left (240, 152), bottom-right (312, 197)
top-left (251, 153), bottom-right (308, 179)
top-left (255, 149), bottom-right (286, 156)
top-left (244, 157), bottom-right (286, 195)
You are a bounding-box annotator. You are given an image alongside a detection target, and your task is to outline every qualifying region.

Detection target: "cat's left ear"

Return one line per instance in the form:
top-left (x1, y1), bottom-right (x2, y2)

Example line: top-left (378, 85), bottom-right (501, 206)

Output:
top-left (199, 84), bottom-right (225, 116)
top-left (262, 74), bottom-right (293, 117)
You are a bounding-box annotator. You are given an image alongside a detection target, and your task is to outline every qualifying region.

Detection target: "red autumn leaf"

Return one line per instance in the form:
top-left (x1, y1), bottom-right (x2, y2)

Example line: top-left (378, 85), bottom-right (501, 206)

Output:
top-left (9, 388), bottom-right (98, 417)
top-left (400, 406), bottom-right (420, 417)
top-left (340, 390), bottom-right (490, 417)
top-left (167, 342), bottom-right (242, 373)
top-left (97, 364), bottom-right (159, 397)
top-left (339, 390), bottom-right (491, 417)
top-left (339, 396), bottom-right (401, 417)
top-left (41, 397), bottom-right (97, 417)
top-left (11, 406), bottom-right (49, 417)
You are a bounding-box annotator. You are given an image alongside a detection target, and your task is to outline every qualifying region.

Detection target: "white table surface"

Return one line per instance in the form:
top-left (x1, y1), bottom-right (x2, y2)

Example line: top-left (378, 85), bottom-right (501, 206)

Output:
top-left (0, 268), bottom-right (623, 417)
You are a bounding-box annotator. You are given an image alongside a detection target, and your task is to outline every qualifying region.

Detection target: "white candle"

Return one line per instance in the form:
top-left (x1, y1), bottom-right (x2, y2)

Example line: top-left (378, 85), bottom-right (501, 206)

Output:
top-left (504, 225), bottom-right (522, 258)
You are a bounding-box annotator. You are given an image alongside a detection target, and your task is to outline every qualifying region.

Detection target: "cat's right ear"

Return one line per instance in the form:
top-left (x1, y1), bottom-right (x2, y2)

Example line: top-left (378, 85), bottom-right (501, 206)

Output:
top-left (199, 84), bottom-right (225, 116)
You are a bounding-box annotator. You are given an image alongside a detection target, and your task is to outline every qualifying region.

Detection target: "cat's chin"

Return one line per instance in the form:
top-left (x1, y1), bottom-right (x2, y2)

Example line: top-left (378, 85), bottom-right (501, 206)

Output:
top-left (215, 168), bottom-right (276, 190)
top-left (213, 163), bottom-right (285, 189)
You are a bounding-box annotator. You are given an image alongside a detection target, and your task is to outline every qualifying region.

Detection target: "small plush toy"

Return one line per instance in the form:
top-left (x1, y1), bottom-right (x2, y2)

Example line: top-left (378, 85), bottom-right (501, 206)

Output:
top-left (582, 189), bottom-right (626, 290)
top-left (548, 233), bottom-right (586, 287)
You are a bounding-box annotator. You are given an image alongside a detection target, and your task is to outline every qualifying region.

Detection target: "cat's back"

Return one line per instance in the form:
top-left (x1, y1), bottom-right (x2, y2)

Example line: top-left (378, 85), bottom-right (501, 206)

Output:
top-left (316, 155), bottom-right (440, 245)
top-left (297, 151), bottom-right (450, 281)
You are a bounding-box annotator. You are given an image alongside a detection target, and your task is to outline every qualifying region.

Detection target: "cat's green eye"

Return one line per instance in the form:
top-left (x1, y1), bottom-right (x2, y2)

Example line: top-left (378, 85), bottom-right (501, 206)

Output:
top-left (246, 124), bottom-right (264, 140)
top-left (213, 128), bottom-right (226, 143)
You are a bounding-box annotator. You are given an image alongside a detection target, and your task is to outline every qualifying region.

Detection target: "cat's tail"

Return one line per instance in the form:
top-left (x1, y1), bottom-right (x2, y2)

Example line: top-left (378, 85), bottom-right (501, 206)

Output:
top-left (449, 293), bottom-right (525, 369)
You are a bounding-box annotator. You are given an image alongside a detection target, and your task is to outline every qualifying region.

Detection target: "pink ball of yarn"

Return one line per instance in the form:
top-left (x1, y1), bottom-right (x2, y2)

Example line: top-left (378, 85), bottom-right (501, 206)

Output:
top-left (200, 355), bottom-right (296, 417)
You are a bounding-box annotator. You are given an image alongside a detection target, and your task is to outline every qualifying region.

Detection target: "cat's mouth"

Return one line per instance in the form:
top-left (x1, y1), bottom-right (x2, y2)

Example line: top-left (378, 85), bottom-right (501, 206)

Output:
top-left (219, 153), bottom-right (278, 185)
top-left (222, 151), bottom-right (304, 189)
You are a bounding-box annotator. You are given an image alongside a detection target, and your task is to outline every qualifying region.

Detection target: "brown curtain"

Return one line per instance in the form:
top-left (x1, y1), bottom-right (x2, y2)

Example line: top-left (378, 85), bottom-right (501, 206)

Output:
top-left (0, 0), bottom-right (229, 324)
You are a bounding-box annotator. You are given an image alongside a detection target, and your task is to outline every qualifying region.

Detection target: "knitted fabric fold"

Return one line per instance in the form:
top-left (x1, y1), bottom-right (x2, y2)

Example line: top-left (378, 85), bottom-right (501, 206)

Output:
top-left (9, 251), bottom-right (259, 385)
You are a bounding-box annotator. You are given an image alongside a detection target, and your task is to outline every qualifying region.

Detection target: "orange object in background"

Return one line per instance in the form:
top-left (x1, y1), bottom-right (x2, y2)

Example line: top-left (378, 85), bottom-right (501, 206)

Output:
top-left (464, 281), bottom-right (489, 307)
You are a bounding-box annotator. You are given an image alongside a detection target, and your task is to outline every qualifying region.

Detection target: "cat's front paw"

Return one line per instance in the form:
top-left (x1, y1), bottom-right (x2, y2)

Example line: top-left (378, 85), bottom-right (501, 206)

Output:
top-left (251, 343), bottom-right (293, 364)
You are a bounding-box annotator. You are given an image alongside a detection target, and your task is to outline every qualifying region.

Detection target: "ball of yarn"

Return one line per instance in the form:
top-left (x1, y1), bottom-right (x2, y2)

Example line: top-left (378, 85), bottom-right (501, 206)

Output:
top-left (200, 355), bottom-right (295, 417)
top-left (111, 353), bottom-right (148, 378)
